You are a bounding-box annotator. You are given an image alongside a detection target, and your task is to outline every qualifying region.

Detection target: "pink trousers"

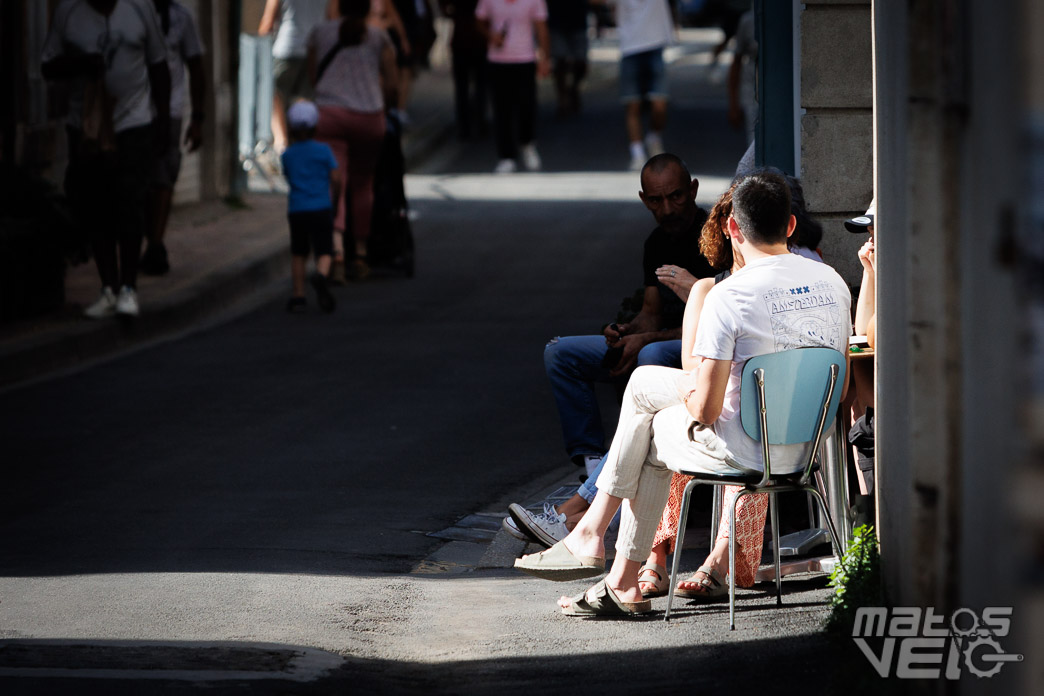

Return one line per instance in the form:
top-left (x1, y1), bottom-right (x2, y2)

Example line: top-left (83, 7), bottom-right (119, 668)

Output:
top-left (315, 105), bottom-right (385, 243)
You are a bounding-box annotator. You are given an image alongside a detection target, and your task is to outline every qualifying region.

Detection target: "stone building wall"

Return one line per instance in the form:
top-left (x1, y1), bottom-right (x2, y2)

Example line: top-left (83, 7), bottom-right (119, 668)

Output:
top-left (799, 0), bottom-right (873, 286)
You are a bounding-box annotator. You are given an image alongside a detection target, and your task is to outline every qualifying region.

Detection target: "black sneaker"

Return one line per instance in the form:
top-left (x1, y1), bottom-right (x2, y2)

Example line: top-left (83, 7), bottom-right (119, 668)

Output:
top-left (286, 297), bottom-right (307, 313)
top-left (310, 273), bottom-right (336, 313)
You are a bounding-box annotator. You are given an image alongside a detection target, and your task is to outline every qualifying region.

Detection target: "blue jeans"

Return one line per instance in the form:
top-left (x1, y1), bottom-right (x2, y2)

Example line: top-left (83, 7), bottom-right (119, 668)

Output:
top-left (543, 334), bottom-right (682, 460)
top-left (578, 454), bottom-right (620, 530)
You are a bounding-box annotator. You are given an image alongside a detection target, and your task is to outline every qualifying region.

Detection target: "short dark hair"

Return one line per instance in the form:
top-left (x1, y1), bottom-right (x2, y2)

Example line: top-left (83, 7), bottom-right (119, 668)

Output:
top-left (731, 171), bottom-right (793, 245)
top-left (640, 153), bottom-right (691, 190)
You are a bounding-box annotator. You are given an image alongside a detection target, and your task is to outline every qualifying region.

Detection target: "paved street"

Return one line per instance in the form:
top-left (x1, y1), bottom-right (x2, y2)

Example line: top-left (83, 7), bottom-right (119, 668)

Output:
top-left (0, 29), bottom-right (883, 696)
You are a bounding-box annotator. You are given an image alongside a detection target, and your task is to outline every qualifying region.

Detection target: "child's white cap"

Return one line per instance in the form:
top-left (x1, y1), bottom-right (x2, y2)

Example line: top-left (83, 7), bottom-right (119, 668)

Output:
top-left (287, 100), bottom-right (319, 130)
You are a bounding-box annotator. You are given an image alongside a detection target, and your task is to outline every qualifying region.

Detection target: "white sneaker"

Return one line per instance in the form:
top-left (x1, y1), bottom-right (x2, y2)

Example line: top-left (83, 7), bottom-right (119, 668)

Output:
top-left (84, 287), bottom-right (117, 319)
top-left (507, 502), bottom-right (569, 548)
top-left (494, 158), bottom-right (517, 174)
top-left (582, 454), bottom-right (602, 478)
top-left (629, 141), bottom-right (647, 171)
top-left (521, 144), bottom-right (542, 171)
top-left (645, 132), bottom-right (665, 157)
top-left (115, 286), bottom-right (139, 316)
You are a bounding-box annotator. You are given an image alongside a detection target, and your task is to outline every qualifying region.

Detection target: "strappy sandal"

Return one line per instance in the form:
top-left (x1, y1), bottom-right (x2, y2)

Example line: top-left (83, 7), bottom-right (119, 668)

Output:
top-left (637, 563), bottom-right (669, 598)
top-left (561, 579), bottom-right (652, 617)
top-left (674, 565), bottom-right (728, 602)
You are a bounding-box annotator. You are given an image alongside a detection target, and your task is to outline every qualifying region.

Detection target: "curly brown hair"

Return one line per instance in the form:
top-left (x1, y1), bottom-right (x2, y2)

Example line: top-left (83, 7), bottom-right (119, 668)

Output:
top-left (700, 183), bottom-right (737, 270)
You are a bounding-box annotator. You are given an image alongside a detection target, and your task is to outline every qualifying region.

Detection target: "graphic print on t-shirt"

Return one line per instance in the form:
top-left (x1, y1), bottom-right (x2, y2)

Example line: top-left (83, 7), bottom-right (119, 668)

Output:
top-left (763, 280), bottom-right (844, 351)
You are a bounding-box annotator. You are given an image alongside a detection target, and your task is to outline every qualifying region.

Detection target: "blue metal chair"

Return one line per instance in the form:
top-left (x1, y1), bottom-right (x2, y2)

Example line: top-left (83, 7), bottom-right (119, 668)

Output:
top-left (663, 347), bottom-right (847, 628)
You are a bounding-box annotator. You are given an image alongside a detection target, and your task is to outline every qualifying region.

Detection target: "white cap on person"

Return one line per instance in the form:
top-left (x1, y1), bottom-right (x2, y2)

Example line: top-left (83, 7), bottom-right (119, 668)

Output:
top-left (286, 100), bottom-right (319, 130)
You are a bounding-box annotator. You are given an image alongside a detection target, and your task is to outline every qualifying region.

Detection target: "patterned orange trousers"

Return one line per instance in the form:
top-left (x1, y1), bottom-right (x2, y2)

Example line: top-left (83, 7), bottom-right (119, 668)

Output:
top-left (652, 473), bottom-right (769, 588)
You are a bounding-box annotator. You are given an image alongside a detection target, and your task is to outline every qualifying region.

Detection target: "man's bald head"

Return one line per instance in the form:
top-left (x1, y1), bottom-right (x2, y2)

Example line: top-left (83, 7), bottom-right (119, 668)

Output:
top-left (640, 153), bottom-right (691, 191)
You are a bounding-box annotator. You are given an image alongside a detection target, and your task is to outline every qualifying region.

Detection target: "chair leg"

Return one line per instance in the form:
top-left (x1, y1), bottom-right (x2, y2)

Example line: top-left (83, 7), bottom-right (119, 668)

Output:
top-left (807, 487), bottom-right (844, 561)
top-left (664, 479), bottom-right (700, 622)
top-left (770, 492), bottom-right (782, 606)
top-left (710, 486), bottom-right (722, 546)
top-left (729, 490), bottom-right (746, 631)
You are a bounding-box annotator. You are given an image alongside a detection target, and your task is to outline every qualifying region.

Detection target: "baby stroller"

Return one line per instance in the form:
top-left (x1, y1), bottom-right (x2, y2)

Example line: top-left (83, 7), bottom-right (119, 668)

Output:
top-left (367, 111), bottom-right (415, 277)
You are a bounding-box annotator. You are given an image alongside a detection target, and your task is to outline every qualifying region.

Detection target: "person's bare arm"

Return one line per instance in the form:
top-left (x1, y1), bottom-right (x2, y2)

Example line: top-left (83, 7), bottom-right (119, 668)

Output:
top-left (683, 357), bottom-right (732, 424)
top-left (329, 167), bottom-right (342, 207)
top-left (148, 59), bottom-right (172, 154)
top-left (184, 55), bottom-right (205, 151)
top-left (476, 18), bottom-right (502, 48)
top-left (654, 263), bottom-right (700, 302)
top-left (383, 0), bottom-right (412, 56)
top-left (259, 0), bottom-right (280, 35)
top-left (680, 278), bottom-right (715, 371)
top-left (379, 38), bottom-right (400, 108)
top-left (603, 286), bottom-right (677, 377)
top-left (534, 19), bottom-right (551, 77)
top-left (854, 238), bottom-right (876, 336)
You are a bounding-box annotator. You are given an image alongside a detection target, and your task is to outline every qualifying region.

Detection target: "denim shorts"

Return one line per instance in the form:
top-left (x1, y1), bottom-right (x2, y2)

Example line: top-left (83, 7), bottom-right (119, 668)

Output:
top-left (619, 48), bottom-right (667, 103)
top-left (288, 208), bottom-right (334, 257)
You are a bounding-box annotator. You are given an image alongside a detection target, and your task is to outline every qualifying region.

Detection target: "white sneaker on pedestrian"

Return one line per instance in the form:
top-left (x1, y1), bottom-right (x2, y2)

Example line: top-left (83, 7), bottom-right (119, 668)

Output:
top-left (507, 502), bottom-right (569, 548)
top-left (629, 141), bottom-right (648, 171)
top-left (582, 454), bottom-right (602, 478)
top-left (115, 286), bottom-right (139, 317)
top-left (645, 132), bottom-right (665, 157)
top-left (521, 143), bottom-right (542, 171)
top-left (494, 158), bottom-right (517, 174)
top-left (84, 287), bottom-right (117, 319)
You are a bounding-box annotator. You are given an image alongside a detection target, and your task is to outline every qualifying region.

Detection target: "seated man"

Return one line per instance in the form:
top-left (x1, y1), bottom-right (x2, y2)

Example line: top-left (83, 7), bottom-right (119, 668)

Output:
top-left (543, 153), bottom-right (715, 478)
top-left (514, 171), bottom-right (852, 616)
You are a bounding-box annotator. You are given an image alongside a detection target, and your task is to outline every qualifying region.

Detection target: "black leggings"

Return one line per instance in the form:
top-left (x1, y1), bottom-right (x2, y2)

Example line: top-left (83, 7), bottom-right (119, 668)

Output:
top-left (67, 124), bottom-right (153, 290)
top-left (489, 61), bottom-right (537, 159)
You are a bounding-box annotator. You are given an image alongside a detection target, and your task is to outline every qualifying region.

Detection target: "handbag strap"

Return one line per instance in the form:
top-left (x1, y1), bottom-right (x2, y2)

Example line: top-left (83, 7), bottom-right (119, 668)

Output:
top-left (315, 40), bottom-right (345, 85)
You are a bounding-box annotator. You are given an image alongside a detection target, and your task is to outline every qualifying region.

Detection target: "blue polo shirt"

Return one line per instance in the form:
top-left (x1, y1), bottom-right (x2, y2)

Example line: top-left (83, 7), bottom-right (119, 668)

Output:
top-left (280, 139), bottom-right (338, 213)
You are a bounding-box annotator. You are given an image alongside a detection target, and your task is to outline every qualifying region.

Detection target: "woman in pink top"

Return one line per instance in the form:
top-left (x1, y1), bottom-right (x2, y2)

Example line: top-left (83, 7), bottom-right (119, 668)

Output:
top-left (309, 0), bottom-right (398, 281)
top-left (475, 0), bottom-right (551, 174)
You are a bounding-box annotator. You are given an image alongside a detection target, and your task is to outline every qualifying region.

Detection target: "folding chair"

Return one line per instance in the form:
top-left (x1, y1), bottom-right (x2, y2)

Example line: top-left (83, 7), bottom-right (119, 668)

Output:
top-left (663, 347), bottom-right (847, 629)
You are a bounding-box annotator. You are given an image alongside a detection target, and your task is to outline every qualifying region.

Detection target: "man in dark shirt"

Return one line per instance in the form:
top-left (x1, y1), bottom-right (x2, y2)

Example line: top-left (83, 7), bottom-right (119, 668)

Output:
top-left (543, 153), bottom-right (714, 475)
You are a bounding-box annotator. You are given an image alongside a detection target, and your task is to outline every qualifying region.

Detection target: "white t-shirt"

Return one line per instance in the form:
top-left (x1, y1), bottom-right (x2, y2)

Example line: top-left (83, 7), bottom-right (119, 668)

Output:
top-left (475, 0), bottom-right (549, 64)
top-left (617, 0), bottom-right (673, 57)
top-left (693, 253), bottom-right (852, 473)
top-left (272, 0), bottom-right (328, 59)
top-left (42, 0), bottom-right (168, 133)
top-left (164, 2), bottom-right (203, 118)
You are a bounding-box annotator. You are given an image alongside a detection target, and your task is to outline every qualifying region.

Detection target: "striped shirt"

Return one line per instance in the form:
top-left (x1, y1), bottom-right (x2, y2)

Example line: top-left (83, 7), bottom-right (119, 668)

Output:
top-left (309, 21), bottom-right (391, 114)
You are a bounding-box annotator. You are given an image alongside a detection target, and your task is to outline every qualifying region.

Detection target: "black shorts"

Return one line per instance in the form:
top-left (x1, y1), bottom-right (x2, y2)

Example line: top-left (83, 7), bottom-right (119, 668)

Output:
top-left (288, 208), bottom-right (334, 257)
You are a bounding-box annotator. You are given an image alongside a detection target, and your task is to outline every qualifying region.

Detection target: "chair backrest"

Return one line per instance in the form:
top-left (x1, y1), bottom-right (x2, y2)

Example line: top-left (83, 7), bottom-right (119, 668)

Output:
top-left (740, 347), bottom-right (846, 446)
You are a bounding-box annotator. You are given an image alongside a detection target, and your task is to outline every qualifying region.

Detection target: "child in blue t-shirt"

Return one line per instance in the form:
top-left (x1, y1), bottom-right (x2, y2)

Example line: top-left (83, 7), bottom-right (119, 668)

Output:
top-left (280, 100), bottom-right (341, 313)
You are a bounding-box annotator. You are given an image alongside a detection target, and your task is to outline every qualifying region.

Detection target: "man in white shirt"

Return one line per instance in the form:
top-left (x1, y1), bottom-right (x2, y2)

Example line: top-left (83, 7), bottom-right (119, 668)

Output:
top-left (616, 0), bottom-right (674, 170)
top-left (515, 171), bottom-right (852, 617)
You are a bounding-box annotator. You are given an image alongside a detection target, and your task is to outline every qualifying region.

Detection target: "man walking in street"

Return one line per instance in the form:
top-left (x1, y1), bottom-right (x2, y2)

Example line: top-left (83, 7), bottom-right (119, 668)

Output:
top-left (616, 0), bottom-right (674, 170)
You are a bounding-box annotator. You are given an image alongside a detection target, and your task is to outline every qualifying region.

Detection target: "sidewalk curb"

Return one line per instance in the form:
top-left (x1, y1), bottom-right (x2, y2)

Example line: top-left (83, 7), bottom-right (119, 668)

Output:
top-left (0, 240), bottom-right (288, 392)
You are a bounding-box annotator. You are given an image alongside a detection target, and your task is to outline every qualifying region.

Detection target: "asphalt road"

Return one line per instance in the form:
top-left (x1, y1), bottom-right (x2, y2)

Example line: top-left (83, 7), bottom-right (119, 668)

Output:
top-left (0, 33), bottom-right (886, 696)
